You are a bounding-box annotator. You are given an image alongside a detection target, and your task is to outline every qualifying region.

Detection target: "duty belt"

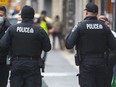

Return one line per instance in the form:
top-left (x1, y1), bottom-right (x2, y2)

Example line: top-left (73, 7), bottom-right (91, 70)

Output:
top-left (12, 56), bottom-right (39, 60)
top-left (81, 53), bottom-right (104, 58)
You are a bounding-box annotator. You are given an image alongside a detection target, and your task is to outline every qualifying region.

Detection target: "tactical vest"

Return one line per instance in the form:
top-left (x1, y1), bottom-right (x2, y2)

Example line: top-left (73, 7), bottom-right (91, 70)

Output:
top-left (77, 20), bottom-right (109, 54)
top-left (11, 24), bottom-right (43, 57)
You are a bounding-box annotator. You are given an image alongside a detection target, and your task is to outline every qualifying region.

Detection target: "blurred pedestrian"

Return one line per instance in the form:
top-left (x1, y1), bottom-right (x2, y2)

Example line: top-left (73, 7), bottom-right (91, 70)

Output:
top-left (12, 6), bottom-right (21, 16)
top-left (39, 16), bottom-right (49, 33)
top-left (37, 10), bottom-right (52, 31)
top-left (65, 2), bottom-right (116, 87)
top-left (0, 5), bottom-right (51, 87)
top-left (98, 15), bottom-right (115, 87)
top-left (52, 15), bottom-right (63, 50)
top-left (0, 6), bottom-right (11, 87)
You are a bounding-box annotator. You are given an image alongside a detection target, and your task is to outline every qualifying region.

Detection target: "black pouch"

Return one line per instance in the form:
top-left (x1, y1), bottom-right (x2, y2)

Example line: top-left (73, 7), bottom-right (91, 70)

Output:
top-left (38, 58), bottom-right (45, 72)
top-left (38, 58), bottom-right (44, 68)
top-left (75, 50), bottom-right (81, 66)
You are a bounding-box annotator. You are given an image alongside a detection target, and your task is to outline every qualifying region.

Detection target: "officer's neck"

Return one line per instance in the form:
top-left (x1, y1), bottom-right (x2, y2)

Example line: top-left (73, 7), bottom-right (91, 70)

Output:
top-left (22, 18), bottom-right (33, 23)
top-left (84, 16), bottom-right (97, 20)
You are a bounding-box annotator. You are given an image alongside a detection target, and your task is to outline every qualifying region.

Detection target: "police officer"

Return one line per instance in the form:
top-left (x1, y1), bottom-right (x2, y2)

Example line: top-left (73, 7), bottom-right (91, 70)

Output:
top-left (65, 3), bottom-right (116, 87)
top-left (0, 6), bottom-right (11, 87)
top-left (0, 5), bottom-right (51, 87)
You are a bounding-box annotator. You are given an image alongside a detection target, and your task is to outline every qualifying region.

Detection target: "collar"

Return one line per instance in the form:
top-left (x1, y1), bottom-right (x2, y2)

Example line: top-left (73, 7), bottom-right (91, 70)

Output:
top-left (22, 18), bottom-right (33, 24)
top-left (0, 19), bottom-right (10, 29)
top-left (84, 16), bottom-right (98, 20)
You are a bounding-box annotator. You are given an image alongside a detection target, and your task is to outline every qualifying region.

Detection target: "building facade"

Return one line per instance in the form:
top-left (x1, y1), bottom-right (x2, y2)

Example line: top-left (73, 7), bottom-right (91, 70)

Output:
top-left (95, 0), bottom-right (114, 30)
top-left (7, 0), bottom-right (115, 32)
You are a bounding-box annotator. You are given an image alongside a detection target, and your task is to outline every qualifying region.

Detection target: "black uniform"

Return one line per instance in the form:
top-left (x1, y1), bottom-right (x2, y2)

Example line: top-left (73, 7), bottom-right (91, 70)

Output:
top-left (0, 18), bottom-right (11, 87)
top-left (0, 6), bottom-right (51, 87)
top-left (65, 16), bottom-right (116, 87)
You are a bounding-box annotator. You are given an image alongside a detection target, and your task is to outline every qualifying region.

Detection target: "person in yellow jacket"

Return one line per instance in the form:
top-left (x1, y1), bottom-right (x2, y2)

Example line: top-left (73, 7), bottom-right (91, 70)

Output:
top-left (37, 10), bottom-right (52, 62)
top-left (37, 10), bottom-right (52, 33)
top-left (39, 17), bottom-right (49, 33)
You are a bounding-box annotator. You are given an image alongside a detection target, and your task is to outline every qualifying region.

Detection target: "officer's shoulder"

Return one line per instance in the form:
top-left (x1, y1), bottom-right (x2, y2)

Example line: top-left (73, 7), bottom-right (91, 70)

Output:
top-left (33, 25), bottom-right (43, 30)
top-left (98, 20), bottom-right (110, 30)
top-left (75, 20), bottom-right (86, 28)
top-left (8, 24), bottom-right (17, 30)
top-left (77, 20), bottom-right (87, 26)
top-left (74, 21), bottom-right (83, 27)
top-left (71, 21), bottom-right (83, 32)
top-left (33, 25), bottom-right (45, 33)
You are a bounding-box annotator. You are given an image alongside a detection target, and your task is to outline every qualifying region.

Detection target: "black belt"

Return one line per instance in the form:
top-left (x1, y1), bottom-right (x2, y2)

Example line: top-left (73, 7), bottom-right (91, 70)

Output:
top-left (81, 54), bottom-right (104, 58)
top-left (12, 56), bottom-right (39, 60)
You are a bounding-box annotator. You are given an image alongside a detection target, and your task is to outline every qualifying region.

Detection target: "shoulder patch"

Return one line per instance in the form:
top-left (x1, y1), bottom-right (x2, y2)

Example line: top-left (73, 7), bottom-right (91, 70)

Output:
top-left (72, 23), bottom-right (79, 32)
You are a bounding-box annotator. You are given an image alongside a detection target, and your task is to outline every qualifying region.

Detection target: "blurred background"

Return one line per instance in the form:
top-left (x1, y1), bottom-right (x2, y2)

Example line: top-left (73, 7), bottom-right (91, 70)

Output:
top-left (0, 0), bottom-right (115, 87)
top-left (0, 0), bottom-right (116, 34)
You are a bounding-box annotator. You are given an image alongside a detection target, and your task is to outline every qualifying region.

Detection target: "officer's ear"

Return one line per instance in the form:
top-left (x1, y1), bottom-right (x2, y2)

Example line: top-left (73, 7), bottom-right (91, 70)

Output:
top-left (85, 10), bottom-right (88, 16)
top-left (86, 11), bottom-right (88, 16)
top-left (83, 10), bottom-right (88, 17)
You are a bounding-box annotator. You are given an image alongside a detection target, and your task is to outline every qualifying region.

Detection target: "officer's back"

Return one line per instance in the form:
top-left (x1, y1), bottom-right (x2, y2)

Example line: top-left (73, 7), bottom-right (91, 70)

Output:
top-left (0, 6), bottom-right (51, 57)
top-left (66, 8), bottom-right (116, 55)
top-left (65, 3), bottom-right (116, 87)
top-left (0, 5), bottom-right (51, 87)
top-left (77, 19), bottom-right (115, 55)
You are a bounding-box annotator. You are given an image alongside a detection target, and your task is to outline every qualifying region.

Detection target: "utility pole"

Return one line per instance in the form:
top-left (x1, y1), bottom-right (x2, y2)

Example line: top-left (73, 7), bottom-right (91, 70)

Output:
top-left (111, 0), bottom-right (116, 31)
top-left (100, 0), bottom-right (105, 15)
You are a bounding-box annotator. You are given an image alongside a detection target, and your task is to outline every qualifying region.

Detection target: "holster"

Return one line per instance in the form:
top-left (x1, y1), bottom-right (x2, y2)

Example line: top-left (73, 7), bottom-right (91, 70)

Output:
top-left (38, 58), bottom-right (45, 72)
top-left (74, 50), bottom-right (81, 66)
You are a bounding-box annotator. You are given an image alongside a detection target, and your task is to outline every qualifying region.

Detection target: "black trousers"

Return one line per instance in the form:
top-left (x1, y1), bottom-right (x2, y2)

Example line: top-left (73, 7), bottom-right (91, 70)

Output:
top-left (79, 57), bottom-right (108, 87)
top-left (0, 65), bottom-right (9, 87)
top-left (10, 58), bottom-right (42, 87)
top-left (107, 66), bottom-right (113, 87)
top-left (52, 32), bottom-right (63, 49)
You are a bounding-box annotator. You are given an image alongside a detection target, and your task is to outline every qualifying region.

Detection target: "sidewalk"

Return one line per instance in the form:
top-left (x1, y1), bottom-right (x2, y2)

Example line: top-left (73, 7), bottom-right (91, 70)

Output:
top-left (60, 49), bottom-right (78, 69)
top-left (49, 34), bottom-right (78, 69)
top-left (7, 79), bottom-right (48, 87)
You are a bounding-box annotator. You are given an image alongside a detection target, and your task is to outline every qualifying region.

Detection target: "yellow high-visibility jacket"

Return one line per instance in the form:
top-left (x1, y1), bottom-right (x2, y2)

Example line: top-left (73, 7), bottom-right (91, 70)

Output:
top-left (40, 21), bottom-right (48, 33)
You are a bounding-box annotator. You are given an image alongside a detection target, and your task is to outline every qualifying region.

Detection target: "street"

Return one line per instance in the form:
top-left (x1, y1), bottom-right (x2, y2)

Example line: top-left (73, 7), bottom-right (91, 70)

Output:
top-left (42, 49), bottom-right (79, 87)
top-left (7, 49), bottom-right (80, 87)
top-left (1, 0), bottom-right (115, 87)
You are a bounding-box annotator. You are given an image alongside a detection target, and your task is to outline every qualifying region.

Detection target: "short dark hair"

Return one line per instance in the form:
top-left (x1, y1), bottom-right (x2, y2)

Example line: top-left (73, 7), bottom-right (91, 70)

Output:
top-left (41, 10), bottom-right (47, 15)
top-left (21, 5), bottom-right (35, 19)
top-left (55, 15), bottom-right (59, 19)
top-left (0, 6), bottom-right (6, 15)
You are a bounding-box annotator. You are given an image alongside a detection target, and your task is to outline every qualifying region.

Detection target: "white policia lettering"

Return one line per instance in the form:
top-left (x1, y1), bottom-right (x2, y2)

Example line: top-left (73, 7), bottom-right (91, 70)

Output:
top-left (17, 27), bottom-right (34, 33)
top-left (86, 24), bottom-right (103, 29)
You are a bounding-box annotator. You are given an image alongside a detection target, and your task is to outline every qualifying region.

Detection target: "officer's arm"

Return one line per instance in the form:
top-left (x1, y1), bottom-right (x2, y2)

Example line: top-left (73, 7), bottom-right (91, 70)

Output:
top-left (65, 24), bottom-right (80, 49)
top-left (0, 28), bottom-right (11, 49)
top-left (107, 28), bottom-right (116, 50)
top-left (40, 28), bottom-right (51, 52)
